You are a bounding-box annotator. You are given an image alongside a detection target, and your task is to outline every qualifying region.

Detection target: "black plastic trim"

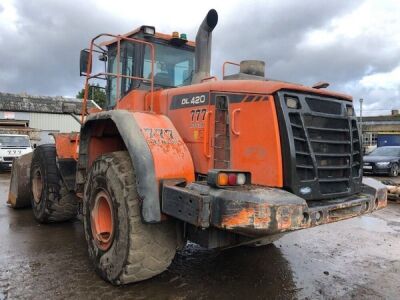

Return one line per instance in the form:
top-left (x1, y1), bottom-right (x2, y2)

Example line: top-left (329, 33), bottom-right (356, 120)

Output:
top-left (274, 90), bottom-right (362, 200)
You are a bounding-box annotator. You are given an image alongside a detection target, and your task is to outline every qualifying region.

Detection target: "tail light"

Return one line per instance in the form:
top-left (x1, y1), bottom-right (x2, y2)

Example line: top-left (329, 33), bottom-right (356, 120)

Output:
top-left (208, 170), bottom-right (251, 188)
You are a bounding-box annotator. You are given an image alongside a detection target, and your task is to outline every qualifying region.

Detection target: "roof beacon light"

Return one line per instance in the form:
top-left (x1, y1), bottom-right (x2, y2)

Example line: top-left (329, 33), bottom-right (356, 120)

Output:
top-left (172, 31), bottom-right (179, 38)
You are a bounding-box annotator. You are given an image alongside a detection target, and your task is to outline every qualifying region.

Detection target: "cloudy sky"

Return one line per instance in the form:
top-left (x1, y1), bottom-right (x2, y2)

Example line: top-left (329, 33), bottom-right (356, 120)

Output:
top-left (0, 0), bottom-right (399, 115)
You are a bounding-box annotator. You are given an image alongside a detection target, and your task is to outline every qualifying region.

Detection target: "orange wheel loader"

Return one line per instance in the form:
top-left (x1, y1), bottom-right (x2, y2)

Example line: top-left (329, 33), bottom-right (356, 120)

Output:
top-left (8, 9), bottom-right (387, 285)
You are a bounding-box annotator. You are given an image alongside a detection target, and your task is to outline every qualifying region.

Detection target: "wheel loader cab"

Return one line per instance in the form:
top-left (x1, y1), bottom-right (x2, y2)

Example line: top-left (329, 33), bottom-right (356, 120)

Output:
top-left (102, 29), bottom-right (195, 108)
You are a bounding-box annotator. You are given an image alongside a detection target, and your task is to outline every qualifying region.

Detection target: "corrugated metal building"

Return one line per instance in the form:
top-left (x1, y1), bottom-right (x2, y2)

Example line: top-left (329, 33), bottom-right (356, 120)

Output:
top-left (0, 92), bottom-right (95, 145)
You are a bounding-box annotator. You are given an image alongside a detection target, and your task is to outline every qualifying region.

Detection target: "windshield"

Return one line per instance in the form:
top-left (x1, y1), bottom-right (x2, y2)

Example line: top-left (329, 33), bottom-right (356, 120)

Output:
top-left (0, 136), bottom-right (30, 147)
top-left (143, 43), bottom-right (194, 87)
top-left (107, 41), bottom-right (194, 107)
top-left (369, 147), bottom-right (400, 157)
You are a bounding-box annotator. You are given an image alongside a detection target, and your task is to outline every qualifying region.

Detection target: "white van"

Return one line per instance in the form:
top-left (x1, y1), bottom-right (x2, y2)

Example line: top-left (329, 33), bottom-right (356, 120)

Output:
top-left (0, 134), bottom-right (33, 169)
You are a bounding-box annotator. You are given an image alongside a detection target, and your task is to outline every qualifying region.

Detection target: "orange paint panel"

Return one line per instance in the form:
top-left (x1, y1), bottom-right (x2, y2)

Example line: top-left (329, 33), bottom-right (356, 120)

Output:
top-left (133, 112), bottom-right (195, 183)
top-left (207, 80), bottom-right (352, 101)
top-left (88, 136), bottom-right (125, 168)
top-left (164, 86), bottom-right (212, 175)
top-left (229, 96), bottom-right (283, 187)
top-left (54, 133), bottom-right (79, 160)
top-left (116, 90), bottom-right (147, 111)
top-left (222, 207), bottom-right (271, 229)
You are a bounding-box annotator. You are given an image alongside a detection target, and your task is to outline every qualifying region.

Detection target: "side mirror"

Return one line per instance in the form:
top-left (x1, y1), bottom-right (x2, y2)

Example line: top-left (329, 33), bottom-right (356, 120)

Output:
top-left (80, 50), bottom-right (91, 76)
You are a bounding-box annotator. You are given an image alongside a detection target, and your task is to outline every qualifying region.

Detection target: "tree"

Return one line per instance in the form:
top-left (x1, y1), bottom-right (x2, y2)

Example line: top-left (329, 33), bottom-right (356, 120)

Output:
top-left (76, 84), bottom-right (106, 108)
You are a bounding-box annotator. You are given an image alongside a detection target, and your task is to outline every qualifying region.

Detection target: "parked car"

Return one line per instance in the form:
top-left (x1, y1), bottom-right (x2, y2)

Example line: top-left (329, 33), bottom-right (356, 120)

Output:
top-left (0, 134), bottom-right (33, 169)
top-left (363, 146), bottom-right (400, 176)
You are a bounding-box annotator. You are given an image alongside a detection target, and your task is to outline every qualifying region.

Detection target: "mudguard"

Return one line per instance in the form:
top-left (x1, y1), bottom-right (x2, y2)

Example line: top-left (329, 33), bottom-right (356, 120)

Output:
top-left (77, 110), bottom-right (195, 223)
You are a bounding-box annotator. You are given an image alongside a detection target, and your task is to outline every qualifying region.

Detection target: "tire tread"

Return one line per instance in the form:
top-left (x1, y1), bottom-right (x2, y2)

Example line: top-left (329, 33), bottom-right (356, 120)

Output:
top-left (31, 144), bottom-right (78, 223)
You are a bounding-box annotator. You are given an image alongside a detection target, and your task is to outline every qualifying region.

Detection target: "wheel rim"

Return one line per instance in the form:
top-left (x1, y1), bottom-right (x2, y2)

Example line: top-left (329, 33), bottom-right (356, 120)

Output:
top-left (392, 165), bottom-right (399, 176)
top-left (32, 168), bottom-right (43, 204)
top-left (91, 190), bottom-right (114, 251)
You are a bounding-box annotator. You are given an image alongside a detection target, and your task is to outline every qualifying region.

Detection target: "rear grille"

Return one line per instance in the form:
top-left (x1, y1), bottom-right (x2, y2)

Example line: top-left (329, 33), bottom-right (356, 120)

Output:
top-left (276, 91), bottom-right (362, 200)
top-left (213, 96), bottom-right (231, 169)
top-left (306, 97), bottom-right (342, 115)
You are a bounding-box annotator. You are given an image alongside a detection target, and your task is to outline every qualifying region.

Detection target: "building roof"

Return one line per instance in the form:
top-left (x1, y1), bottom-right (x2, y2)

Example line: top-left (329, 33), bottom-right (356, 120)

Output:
top-left (359, 115), bottom-right (400, 123)
top-left (0, 92), bottom-right (95, 115)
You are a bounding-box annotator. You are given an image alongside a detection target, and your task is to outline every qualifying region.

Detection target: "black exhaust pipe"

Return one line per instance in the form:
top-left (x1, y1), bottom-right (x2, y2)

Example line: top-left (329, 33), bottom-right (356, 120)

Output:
top-left (192, 9), bottom-right (218, 84)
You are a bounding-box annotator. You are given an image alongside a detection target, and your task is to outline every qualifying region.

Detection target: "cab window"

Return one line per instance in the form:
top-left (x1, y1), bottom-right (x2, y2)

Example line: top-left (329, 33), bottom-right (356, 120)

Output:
top-left (107, 42), bottom-right (136, 107)
top-left (143, 43), bottom-right (194, 87)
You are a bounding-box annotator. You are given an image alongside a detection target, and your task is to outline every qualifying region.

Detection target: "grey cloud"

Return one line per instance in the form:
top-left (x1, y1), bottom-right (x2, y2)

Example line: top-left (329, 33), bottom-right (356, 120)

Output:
top-left (0, 0), bottom-right (131, 96)
top-left (344, 83), bottom-right (400, 115)
top-left (270, 35), bottom-right (400, 86)
top-left (211, 0), bottom-right (363, 68)
top-left (0, 0), bottom-right (399, 114)
top-left (207, 0), bottom-right (400, 111)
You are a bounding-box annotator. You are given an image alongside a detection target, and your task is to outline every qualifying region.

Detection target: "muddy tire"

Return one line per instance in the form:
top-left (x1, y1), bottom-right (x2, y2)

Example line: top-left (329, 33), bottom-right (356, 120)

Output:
top-left (30, 144), bottom-right (78, 223)
top-left (83, 151), bottom-right (177, 285)
top-left (8, 153), bottom-right (33, 209)
top-left (389, 163), bottom-right (399, 177)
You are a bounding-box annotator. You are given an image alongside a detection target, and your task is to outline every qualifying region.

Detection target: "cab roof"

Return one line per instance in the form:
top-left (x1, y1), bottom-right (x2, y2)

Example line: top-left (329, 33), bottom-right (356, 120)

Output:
top-left (100, 26), bottom-right (196, 48)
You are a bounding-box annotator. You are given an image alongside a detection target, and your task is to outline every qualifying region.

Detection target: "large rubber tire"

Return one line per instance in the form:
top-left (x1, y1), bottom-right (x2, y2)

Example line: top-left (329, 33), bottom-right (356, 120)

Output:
top-left (30, 144), bottom-right (78, 223)
top-left (83, 151), bottom-right (177, 285)
top-left (389, 163), bottom-right (399, 177)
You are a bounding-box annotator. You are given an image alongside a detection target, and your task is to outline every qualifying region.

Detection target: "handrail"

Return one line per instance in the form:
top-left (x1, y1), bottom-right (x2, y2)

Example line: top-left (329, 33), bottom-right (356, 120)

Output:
top-left (201, 76), bottom-right (218, 83)
top-left (231, 108), bottom-right (241, 135)
top-left (222, 61), bottom-right (240, 78)
top-left (81, 33), bottom-right (155, 123)
top-left (87, 72), bottom-right (153, 82)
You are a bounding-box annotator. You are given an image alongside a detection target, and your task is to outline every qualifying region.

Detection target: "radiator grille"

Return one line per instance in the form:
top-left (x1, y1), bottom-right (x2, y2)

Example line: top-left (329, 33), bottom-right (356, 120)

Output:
top-left (277, 92), bottom-right (361, 200)
top-left (213, 96), bottom-right (230, 169)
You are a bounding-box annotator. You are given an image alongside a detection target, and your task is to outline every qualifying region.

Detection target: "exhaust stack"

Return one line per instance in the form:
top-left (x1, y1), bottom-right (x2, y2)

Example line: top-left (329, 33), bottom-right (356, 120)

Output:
top-left (192, 9), bottom-right (218, 84)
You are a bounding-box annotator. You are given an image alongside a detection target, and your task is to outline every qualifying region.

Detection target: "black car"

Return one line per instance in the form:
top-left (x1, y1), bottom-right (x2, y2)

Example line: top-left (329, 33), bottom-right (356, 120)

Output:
top-left (363, 146), bottom-right (400, 176)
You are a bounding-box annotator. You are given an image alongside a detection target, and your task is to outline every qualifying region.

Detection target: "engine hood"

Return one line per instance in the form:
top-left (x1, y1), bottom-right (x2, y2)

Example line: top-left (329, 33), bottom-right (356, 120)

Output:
top-left (363, 155), bottom-right (399, 163)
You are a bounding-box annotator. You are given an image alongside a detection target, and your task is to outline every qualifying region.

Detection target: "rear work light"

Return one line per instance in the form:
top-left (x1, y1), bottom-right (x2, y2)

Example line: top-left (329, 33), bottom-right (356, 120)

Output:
top-left (207, 170), bottom-right (251, 188)
top-left (285, 96), bottom-right (300, 109)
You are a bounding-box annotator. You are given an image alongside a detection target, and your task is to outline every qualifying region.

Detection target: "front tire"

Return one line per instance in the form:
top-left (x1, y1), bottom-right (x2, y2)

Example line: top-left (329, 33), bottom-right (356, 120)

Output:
top-left (389, 163), bottom-right (399, 177)
top-left (30, 144), bottom-right (78, 223)
top-left (83, 151), bottom-right (177, 285)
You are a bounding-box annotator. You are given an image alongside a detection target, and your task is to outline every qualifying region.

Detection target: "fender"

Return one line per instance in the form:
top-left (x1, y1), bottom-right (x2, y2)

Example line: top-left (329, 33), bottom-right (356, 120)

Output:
top-left (77, 110), bottom-right (195, 223)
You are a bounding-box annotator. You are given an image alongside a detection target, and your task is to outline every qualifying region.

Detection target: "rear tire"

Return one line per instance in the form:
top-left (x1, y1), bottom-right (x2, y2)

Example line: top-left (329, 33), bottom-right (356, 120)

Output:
top-left (389, 163), bottom-right (399, 177)
top-left (30, 144), bottom-right (78, 223)
top-left (83, 151), bottom-right (177, 285)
